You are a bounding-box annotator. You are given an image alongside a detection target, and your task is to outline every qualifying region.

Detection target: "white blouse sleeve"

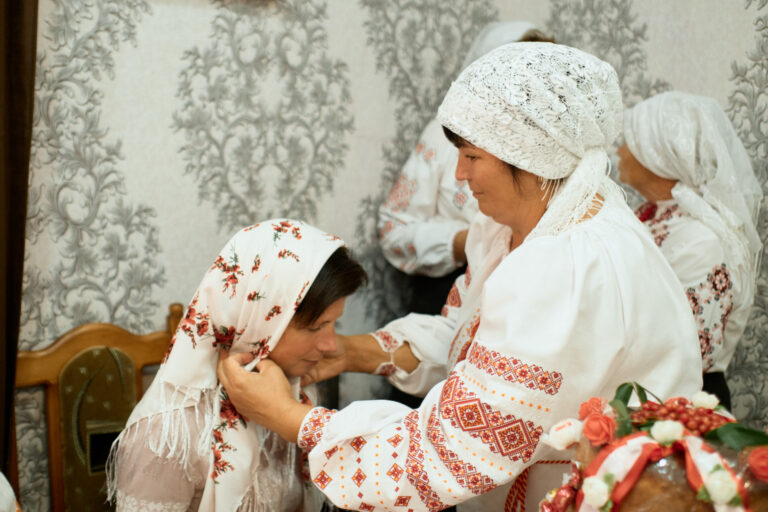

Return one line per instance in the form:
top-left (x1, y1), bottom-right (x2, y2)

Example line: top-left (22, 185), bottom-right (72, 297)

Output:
top-left (377, 118), bottom-right (468, 277)
top-left (658, 221), bottom-right (741, 372)
top-left (298, 220), bottom-right (702, 512)
top-left (371, 270), bottom-right (470, 396)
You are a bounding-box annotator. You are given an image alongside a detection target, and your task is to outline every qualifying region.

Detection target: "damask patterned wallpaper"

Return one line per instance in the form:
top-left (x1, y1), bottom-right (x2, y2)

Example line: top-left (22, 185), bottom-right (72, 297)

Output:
top-left (16, 1), bottom-right (767, 509)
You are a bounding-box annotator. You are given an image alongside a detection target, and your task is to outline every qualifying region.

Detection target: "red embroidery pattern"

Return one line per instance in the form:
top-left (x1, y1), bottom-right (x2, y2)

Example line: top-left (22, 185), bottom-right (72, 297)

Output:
top-left (350, 436), bottom-right (367, 453)
top-left (464, 267), bottom-right (472, 287)
top-left (352, 468), bottom-right (367, 487)
top-left (374, 362), bottom-right (397, 377)
top-left (374, 330), bottom-right (401, 352)
top-left (388, 434), bottom-right (403, 447)
top-left (395, 495), bottom-right (411, 506)
top-left (642, 203), bottom-right (682, 248)
top-left (298, 407), bottom-right (336, 452)
top-left (439, 374), bottom-right (543, 463)
top-left (692, 263), bottom-right (734, 370)
top-left (448, 310), bottom-right (480, 365)
top-left (403, 410), bottom-right (448, 511)
top-left (426, 406), bottom-right (497, 495)
top-left (359, 503), bottom-right (375, 512)
top-left (441, 282), bottom-right (462, 317)
top-left (313, 470), bottom-right (332, 490)
top-left (384, 174), bottom-right (417, 212)
top-left (467, 344), bottom-right (563, 396)
top-left (387, 463), bottom-right (404, 482)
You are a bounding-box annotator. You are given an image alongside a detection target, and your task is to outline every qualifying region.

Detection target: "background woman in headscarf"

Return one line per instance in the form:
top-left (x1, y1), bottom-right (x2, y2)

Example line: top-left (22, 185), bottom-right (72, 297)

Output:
top-left (619, 91), bottom-right (763, 409)
top-left (107, 220), bottom-right (366, 511)
top-left (377, 21), bottom-right (553, 315)
top-left (218, 44), bottom-right (703, 511)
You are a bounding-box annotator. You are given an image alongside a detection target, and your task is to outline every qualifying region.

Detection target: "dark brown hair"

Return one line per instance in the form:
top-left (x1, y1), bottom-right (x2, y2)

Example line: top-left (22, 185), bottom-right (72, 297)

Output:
top-left (293, 246), bottom-right (367, 327)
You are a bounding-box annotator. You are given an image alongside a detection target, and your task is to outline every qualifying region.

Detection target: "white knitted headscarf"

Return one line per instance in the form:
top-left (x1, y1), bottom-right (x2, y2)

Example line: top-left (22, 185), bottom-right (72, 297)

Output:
top-left (437, 42), bottom-right (625, 240)
top-left (625, 91), bottom-right (763, 304)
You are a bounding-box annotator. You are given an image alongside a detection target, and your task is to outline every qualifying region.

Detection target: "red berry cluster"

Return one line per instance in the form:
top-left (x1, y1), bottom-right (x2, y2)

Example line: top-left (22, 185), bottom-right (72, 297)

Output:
top-left (629, 397), bottom-right (734, 436)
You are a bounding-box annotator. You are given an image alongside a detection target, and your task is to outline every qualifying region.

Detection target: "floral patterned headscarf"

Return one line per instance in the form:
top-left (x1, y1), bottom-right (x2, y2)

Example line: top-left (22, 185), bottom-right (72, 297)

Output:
top-left (109, 219), bottom-right (343, 511)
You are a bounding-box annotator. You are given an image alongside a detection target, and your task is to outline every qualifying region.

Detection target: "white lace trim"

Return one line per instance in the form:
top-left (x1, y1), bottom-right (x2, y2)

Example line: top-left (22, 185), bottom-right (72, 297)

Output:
top-left (115, 491), bottom-right (189, 512)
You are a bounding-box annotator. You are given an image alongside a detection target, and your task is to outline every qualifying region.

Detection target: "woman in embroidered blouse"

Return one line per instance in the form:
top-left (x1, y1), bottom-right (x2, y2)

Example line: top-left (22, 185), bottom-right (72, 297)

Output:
top-left (108, 220), bottom-right (366, 512)
top-left (618, 91), bottom-right (763, 409)
top-left (378, 21), bottom-right (552, 314)
top-left (218, 44), bottom-right (703, 511)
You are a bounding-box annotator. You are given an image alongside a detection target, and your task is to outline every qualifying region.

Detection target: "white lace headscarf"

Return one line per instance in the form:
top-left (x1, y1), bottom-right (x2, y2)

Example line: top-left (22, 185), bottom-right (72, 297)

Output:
top-left (108, 220), bottom-right (343, 511)
top-left (625, 91), bottom-right (763, 305)
top-left (437, 42), bottom-right (624, 240)
top-left (460, 21), bottom-right (544, 69)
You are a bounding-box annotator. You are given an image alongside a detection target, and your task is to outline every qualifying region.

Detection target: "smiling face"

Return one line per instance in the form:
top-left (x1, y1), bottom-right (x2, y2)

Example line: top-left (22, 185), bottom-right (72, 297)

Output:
top-left (454, 142), bottom-right (547, 230)
top-left (269, 297), bottom-right (346, 378)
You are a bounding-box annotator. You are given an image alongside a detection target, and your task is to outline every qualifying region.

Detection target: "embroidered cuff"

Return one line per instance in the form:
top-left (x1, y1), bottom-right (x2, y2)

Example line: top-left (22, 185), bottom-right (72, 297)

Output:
top-left (298, 407), bottom-right (336, 452)
top-left (371, 330), bottom-right (403, 376)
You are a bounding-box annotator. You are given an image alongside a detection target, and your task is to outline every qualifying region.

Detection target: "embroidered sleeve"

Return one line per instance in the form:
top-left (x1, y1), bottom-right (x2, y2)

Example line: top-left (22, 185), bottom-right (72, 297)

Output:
top-left (686, 263), bottom-right (735, 371)
top-left (298, 407), bottom-right (337, 452)
top-left (306, 361), bottom-right (552, 512)
top-left (378, 119), bottom-right (469, 277)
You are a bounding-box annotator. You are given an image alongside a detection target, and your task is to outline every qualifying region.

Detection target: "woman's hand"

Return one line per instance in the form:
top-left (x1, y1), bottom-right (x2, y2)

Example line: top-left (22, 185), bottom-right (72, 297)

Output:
top-left (217, 351), bottom-right (311, 442)
top-left (301, 333), bottom-right (348, 386)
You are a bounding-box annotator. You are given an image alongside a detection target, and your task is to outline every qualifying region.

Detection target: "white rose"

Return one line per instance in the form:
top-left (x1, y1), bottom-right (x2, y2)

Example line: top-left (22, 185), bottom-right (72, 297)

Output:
top-left (582, 475), bottom-right (610, 507)
top-left (692, 390), bottom-right (720, 410)
top-left (704, 468), bottom-right (738, 504)
top-left (543, 419), bottom-right (582, 450)
top-left (650, 420), bottom-right (684, 444)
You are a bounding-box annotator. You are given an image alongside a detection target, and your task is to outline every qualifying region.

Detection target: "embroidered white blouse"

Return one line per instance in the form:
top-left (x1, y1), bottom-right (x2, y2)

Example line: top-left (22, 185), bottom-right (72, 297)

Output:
top-left (377, 118), bottom-right (478, 277)
top-left (298, 198), bottom-right (703, 511)
top-left (637, 200), bottom-right (750, 373)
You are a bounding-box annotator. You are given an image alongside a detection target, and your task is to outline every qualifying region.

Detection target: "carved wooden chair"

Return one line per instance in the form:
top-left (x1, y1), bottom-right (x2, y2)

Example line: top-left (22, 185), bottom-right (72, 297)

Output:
top-left (12, 303), bottom-right (183, 512)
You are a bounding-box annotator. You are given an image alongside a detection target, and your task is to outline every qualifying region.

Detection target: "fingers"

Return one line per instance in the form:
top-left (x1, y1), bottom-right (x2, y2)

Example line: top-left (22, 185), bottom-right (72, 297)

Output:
top-left (217, 350), bottom-right (252, 389)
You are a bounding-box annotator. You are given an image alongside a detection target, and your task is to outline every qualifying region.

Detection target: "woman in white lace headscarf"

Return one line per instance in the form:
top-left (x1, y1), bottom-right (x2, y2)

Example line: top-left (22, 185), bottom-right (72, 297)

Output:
top-left (619, 91), bottom-right (763, 408)
top-left (107, 220), bottom-right (366, 511)
top-left (218, 44), bottom-right (702, 511)
top-left (377, 22), bottom-right (552, 307)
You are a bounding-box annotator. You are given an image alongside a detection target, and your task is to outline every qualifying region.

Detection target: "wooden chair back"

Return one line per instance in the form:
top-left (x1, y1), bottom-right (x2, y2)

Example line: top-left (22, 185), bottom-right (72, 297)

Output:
top-left (12, 303), bottom-right (183, 511)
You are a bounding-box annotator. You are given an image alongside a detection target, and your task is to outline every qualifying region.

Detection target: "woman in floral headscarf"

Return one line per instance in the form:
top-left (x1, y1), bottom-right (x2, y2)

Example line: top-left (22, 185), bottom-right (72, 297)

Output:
top-left (219, 44), bottom-right (703, 511)
top-left (619, 91), bottom-right (763, 408)
top-left (108, 219), bottom-right (366, 511)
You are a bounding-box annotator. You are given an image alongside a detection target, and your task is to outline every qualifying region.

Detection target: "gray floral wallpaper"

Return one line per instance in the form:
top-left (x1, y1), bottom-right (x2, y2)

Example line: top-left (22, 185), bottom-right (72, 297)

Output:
top-left (16, 0), bottom-right (768, 510)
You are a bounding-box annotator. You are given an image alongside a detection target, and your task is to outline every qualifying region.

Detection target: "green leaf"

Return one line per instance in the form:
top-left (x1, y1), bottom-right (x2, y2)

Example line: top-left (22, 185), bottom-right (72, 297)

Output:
top-left (600, 499), bottom-right (614, 512)
top-left (610, 398), bottom-right (633, 437)
top-left (728, 494), bottom-right (743, 506)
top-left (705, 422), bottom-right (768, 451)
top-left (613, 383), bottom-right (633, 405)
top-left (697, 485), bottom-right (711, 502)
top-left (631, 382), bottom-right (648, 403)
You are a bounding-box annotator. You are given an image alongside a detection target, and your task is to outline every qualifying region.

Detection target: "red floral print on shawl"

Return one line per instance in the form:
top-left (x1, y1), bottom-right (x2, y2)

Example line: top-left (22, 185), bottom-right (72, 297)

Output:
top-left (251, 255), bottom-right (261, 273)
top-left (272, 220), bottom-right (302, 241)
top-left (278, 248), bottom-right (300, 262)
top-left (265, 305), bottom-right (282, 321)
top-left (212, 254), bottom-right (245, 297)
top-left (213, 325), bottom-right (242, 352)
top-left (294, 281), bottom-right (310, 311)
